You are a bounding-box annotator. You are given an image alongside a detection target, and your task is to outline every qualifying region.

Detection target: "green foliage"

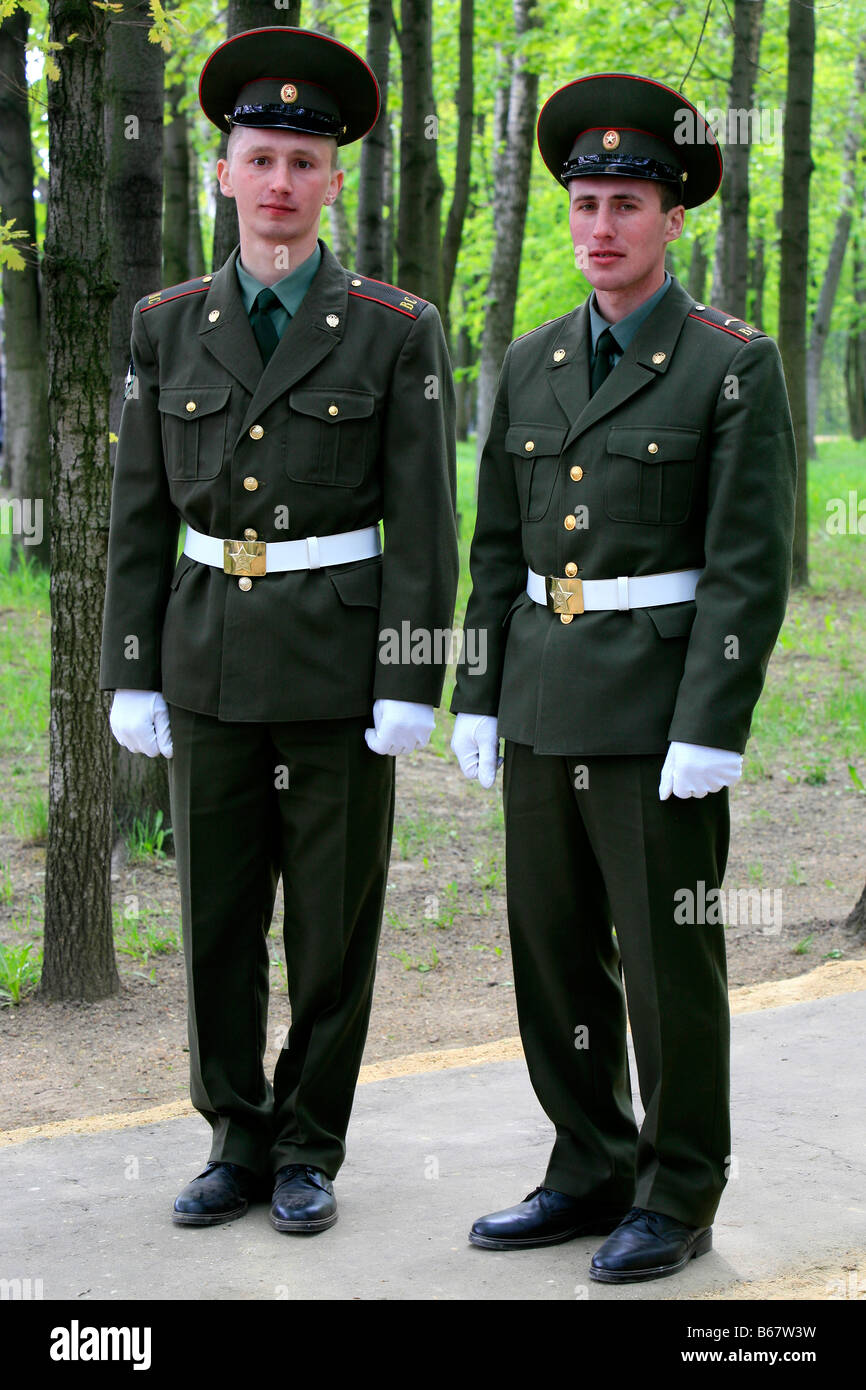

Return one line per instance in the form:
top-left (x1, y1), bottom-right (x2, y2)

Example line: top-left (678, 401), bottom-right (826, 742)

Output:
top-left (125, 809), bottom-right (172, 861)
top-left (0, 940), bottom-right (42, 1005)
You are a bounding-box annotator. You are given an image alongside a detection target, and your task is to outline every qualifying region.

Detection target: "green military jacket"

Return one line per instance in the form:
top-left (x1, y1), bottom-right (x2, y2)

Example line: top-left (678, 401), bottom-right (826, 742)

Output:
top-left (100, 241), bottom-right (458, 721)
top-left (452, 275), bottom-right (796, 755)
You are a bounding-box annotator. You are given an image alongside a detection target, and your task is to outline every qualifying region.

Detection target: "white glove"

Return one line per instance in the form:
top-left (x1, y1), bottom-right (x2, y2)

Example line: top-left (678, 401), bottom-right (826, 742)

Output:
top-left (451, 713), bottom-right (502, 789)
top-left (364, 699), bottom-right (435, 756)
top-left (109, 689), bottom-right (173, 759)
top-left (659, 741), bottom-right (742, 800)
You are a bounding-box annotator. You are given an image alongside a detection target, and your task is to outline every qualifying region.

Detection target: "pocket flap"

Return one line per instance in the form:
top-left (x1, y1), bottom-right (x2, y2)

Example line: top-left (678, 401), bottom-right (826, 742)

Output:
top-left (158, 385), bottom-right (230, 419)
top-left (607, 426), bottom-right (700, 463)
top-left (505, 423), bottom-right (567, 457)
top-left (328, 558), bottom-right (383, 607)
top-left (645, 600), bottom-right (697, 638)
top-left (290, 387), bottom-right (376, 423)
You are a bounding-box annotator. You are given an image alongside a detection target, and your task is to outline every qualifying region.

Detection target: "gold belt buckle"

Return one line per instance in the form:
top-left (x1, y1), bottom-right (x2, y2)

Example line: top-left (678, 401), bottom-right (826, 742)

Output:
top-left (223, 539), bottom-right (267, 576)
top-left (547, 575), bottom-right (584, 622)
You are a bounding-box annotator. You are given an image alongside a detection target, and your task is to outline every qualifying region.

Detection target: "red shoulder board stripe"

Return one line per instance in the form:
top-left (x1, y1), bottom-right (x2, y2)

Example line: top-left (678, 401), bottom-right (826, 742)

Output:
top-left (687, 303), bottom-right (764, 342)
top-left (139, 276), bottom-right (213, 312)
top-left (346, 271), bottom-right (424, 319)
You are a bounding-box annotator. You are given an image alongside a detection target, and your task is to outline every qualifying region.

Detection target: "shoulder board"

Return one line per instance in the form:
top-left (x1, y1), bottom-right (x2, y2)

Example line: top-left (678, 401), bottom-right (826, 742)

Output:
top-left (687, 302), bottom-right (765, 342)
top-left (346, 271), bottom-right (425, 319)
top-left (138, 274), bottom-right (214, 313)
top-left (512, 314), bottom-right (568, 343)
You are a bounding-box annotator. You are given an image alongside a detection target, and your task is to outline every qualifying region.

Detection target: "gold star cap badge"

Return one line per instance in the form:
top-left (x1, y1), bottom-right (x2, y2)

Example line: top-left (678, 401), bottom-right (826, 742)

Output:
top-left (602, 129), bottom-right (620, 149)
top-left (280, 82), bottom-right (298, 103)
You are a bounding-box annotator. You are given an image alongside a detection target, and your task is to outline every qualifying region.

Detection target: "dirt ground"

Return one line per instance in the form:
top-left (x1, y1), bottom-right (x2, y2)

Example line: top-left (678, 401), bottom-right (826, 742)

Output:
top-left (1, 747), bottom-right (864, 1133)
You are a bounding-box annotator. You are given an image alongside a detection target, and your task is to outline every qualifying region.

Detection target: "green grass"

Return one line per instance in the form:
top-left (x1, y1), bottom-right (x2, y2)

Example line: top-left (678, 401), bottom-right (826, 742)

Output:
top-left (0, 939), bottom-right (42, 1005)
top-left (125, 808), bottom-right (173, 861)
top-left (113, 906), bottom-right (180, 965)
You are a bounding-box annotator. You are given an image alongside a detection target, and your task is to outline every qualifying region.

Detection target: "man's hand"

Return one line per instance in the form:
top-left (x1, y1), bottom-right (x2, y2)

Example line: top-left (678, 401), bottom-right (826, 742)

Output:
top-left (364, 699), bottom-right (435, 756)
top-left (109, 690), bottom-right (173, 759)
top-left (451, 713), bottom-right (502, 789)
top-left (659, 741), bottom-right (742, 800)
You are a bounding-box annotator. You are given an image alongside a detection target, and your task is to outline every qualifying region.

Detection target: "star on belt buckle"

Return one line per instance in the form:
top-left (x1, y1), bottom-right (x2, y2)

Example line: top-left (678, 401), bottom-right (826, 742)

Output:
top-left (223, 539), bottom-right (267, 576)
top-left (547, 575), bottom-right (584, 617)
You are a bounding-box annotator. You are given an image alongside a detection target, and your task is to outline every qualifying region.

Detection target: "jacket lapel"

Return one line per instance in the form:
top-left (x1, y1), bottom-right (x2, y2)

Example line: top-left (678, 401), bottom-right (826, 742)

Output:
top-left (241, 241), bottom-right (348, 431)
top-left (561, 276), bottom-right (695, 450)
top-left (197, 246), bottom-right (262, 396)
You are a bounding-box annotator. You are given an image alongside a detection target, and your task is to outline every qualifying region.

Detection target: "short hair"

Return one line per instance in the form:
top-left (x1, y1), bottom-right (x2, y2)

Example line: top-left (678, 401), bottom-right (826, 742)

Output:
top-left (225, 124), bottom-right (339, 171)
top-left (657, 181), bottom-right (683, 213)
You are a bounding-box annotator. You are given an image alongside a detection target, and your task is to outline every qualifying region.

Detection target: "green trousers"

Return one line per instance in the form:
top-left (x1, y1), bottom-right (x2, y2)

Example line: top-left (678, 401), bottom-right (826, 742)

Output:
top-left (503, 741), bottom-right (731, 1228)
top-left (167, 706), bottom-right (395, 1179)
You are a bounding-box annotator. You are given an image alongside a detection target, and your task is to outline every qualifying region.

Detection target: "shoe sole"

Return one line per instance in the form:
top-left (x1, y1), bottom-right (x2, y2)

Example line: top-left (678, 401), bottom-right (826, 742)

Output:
top-left (469, 1214), bottom-right (626, 1251)
top-left (270, 1211), bottom-right (338, 1235)
top-left (589, 1229), bottom-right (713, 1283)
top-left (172, 1202), bottom-right (249, 1227)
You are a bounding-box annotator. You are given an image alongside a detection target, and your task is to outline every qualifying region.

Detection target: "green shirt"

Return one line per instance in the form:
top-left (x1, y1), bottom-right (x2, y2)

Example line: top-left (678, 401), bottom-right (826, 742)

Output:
top-left (235, 242), bottom-right (322, 340)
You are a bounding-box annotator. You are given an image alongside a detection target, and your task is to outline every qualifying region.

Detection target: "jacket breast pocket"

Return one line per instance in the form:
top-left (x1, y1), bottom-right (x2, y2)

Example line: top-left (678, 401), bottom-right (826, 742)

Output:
top-left (286, 387), bottom-right (377, 487)
top-left (158, 385), bottom-right (230, 481)
top-left (505, 423), bottom-right (566, 521)
top-left (604, 426), bottom-right (700, 524)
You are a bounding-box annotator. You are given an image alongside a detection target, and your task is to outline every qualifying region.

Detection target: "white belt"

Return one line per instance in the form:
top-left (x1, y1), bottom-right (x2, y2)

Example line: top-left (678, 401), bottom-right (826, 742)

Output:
top-left (527, 565), bottom-right (702, 613)
top-left (183, 523), bottom-right (381, 574)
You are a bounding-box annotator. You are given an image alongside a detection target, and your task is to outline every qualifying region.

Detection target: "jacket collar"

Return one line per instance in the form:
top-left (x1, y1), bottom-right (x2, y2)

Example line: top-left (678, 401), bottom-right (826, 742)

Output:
top-left (198, 240), bottom-right (349, 423)
top-left (545, 275), bottom-right (695, 448)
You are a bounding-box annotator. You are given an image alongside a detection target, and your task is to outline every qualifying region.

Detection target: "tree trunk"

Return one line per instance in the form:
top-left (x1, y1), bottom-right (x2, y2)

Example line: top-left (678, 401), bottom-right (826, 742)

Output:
top-left (440, 0), bottom-right (473, 341)
top-left (0, 6), bottom-right (51, 570)
top-left (750, 234), bottom-right (765, 329)
top-left (163, 80), bottom-right (191, 286)
top-left (778, 0), bottom-right (814, 590)
top-left (356, 0), bottom-right (392, 280)
top-left (105, 0), bottom-right (172, 843)
top-left (845, 878), bottom-right (866, 938)
top-left (187, 121), bottom-right (206, 278)
top-left (687, 237), bottom-right (707, 303)
top-left (475, 0), bottom-right (540, 467)
top-left (806, 44), bottom-right (866, 455)
top-left (396, 0), bottom-right (444, 306)
top-left (41, 0), bottom-right (118, 1000)
top-left (845, 230), bottom-right (866, 440)
top-left (454, 321), bottom-right (473, 441)
top-left (711, 0), bottom-right (763, 316)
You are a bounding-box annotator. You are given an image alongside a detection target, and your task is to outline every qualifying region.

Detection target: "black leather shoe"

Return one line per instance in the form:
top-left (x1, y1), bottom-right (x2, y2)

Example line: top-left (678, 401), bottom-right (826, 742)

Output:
top-left (270, 1164), bottom-right (338, 1234)
top-left (590, 1206), bottom-right (712, 1282)
top-left (172, 1161), bottom-right (261, 1226)
top-left (469, 1186), bottom-right (629, 1250)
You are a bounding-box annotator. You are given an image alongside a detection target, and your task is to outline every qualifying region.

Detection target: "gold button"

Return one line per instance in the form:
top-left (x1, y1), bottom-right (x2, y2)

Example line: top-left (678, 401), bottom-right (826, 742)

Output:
top-left (652, 351), bottom-right (666, 364)
top-left (570, 465), bottom-right (583, 482)
top-left (326, 313), bottom-right (340, 327)
top-left (201, 274), bottom-right (213, 283)
top-left (553, 349), bottom-right (566, 363)
top-left (243, 477), bottom-right (258, 491)
top-left (565, 562), bottom-right (578, 578)
top-left (243, 528), bottom-right (258, 541)
top-left (185, 401), bottom-right (197, 413)
top-left (328, 403), bottom-right (339, 416)
top-left (560, 613), bottom-right (574, 624)
top-left (564, 514), bottom-right (576, 531)
top-left (249, 425), bottom-right (264, 440)
top-left (351, 278), bottom-right (363, 286)
top-left (238, 577), bottom-right (252, 592)
top-left (647, 442), bottom-right (659, 454)
top-left (524, 440), bottom-right (535, 452)
top-left (208, 309), bottom-right (220, 322)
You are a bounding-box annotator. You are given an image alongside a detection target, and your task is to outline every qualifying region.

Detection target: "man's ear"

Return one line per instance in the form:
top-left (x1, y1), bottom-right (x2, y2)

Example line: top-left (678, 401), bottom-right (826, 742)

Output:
top-left (324, 168), bottom-right (344, 206)
top-left (216, 157), bottom-right (235, 199)
top-left (663, 205), bottom-right (685, 244)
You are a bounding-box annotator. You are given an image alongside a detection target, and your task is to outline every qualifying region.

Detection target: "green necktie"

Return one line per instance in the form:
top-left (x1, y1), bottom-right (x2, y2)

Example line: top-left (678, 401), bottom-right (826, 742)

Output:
top-left (590, 326), bottom-right (618, 395)
top-left (250, 286), bottom-right (280, 365)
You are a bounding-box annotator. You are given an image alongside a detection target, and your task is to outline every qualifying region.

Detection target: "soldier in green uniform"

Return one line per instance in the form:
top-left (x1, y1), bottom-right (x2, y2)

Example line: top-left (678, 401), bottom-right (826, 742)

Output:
top-left (100, 27), bottom-right (458, 1234)
top-left (451, 73), bottom-right (795, 1282)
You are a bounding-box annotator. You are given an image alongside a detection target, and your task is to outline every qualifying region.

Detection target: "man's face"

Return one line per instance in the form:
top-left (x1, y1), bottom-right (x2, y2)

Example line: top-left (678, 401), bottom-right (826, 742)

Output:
top-left (568, 177), bottom-right (683, 296)
top-left (216, 126), bottom-right (342, 251)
